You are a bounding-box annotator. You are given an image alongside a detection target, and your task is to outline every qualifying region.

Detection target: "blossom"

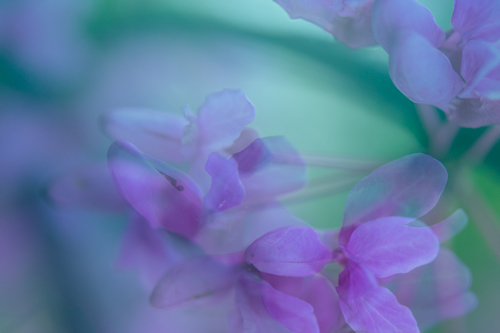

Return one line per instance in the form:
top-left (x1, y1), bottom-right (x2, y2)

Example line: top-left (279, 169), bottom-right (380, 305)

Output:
top-left (275, 0), bottom-right (500, 127)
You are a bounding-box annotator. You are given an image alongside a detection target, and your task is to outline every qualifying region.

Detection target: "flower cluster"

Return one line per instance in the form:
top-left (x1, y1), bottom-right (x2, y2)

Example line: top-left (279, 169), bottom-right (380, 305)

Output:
top-left (274, 0), bottom-right (500, 128)
top-left (96, 89), bottom-right (475, 332)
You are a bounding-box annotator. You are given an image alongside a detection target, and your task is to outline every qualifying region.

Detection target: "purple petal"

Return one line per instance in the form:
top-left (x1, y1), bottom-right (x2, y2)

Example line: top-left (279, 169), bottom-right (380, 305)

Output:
top-left (245, 226), bottom-right (331, 277)
top-left (262, 280), bottom-right (320, 333)
top-left (107, 140), bottom-right (204, 238)
top-left (388, 248), bottom-right (477, 330)
top-left (372, 0), bottom-right (445, 52)
top-left (452, 0), bottom-right (500, 45)
top-left (118, 214), bottom-right (204, 289)
top-left (101, 108), bottom-right (190, 163)
top-left (340, 153), bottom-right (447, 245)
top-left (274, 0), bottom-right (377, 48)
top-left (388, 31), bottom-right (464, 110)
top-left (229, 273), bottom-right (289, 333)
top-left (431, 209), bottom-right (468, 242)
top-left (460, 40), bottom-right (500, 98)
top-left (204, 153), bottom-right (245, 213)
top-left (447, 97), bottom-right (500, 128)
top-left (337, 261), bottom-right (419, 333)
top-left (263, 273), bottom-right (344, 333)
top-left (232, 136), bottom-right (307, 202)
top-left (150, 256), bottom-right (236, 309)
top-left (346, 216), bottom-right (440, 277)
top-left (49, 163), bottom-right (127, 211)
top-left (197, 88), bottom-right (255, 152)
top-left (195, 202), bottom-right (308, 255)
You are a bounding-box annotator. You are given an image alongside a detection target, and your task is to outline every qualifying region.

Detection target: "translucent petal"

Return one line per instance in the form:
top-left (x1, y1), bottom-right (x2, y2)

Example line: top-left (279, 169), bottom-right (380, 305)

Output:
top-left (346, 216), bottom-right (440, 278)
top-left (274, 0), bottom-right (377, 48)
top-left (340, 153), bottom-right (447, 245)
top-left (452, 0), bottom-right (500, 45)
top-left (263, 273), bottom-right (345, 333)
top-left (262, 280), bottom-right (320, 333)
top-left (204, 153), bottom-right (245, 213)
top-left (336, 261), bottom-right (419, 333)
top-left (232, 136), bottom-right (307, 202)
top-left (150, 256), bottom-right (236, 309)
top-left (372, 0), bottom-right (445, 52)
top-left (388, 248), bottom-right (477, 330)
top-left (197, 88), bottom-right (255, 151)
top-left (245, 226), bottom-right (331, 277)
top-left (430, 209), bottom-right (468, 242)
top-left (229, 273), bottom-right (289, 333)
top-left (107, 140), bottom-right (204, 238)
top-left (388, 31), bottom-right (464, 110)
top-left (101, 108), bottom-right (190, 163)
top-left (460, 40), bottom-right (500, 98)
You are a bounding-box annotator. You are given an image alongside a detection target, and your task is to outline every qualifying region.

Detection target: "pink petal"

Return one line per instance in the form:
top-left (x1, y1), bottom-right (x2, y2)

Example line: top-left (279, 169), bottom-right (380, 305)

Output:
top-left (452, 0), bottom-right (500, 45)
top-left (372, 0), bottom-right (445, 52)
top-left (340, 153), bottom-right (447, 245)
top-left (149, 256), bottom-right (236, 309)
top-left (101, 107), bottom-right (190, 163)
top-left (337, 261), bottom-right (419, 333)
top-left (388, 31), bottom-right (464, 110)
top-left (346, 216), bottom-right (440, 278)
top-left (431, 209), bottom-right (468, 242)
top-left (245, 226), bottom-right (331, 277)
top-left (204, 153), bottom-right (245, 213)
top-left (107, 140), bottom-right (204, 238)
top-left (197, 88), bottom-right (255, 152)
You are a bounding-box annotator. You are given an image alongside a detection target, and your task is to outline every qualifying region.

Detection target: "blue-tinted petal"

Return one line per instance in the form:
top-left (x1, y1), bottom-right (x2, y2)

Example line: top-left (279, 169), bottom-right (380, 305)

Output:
top-left (388, 32), bottom-right (464, 110)
top-left (340, 153), bottom-right (447, 245)
top-left (372, 0), bottom-right (445, 52)
top-left (452, 0), bottom-right (500, 45)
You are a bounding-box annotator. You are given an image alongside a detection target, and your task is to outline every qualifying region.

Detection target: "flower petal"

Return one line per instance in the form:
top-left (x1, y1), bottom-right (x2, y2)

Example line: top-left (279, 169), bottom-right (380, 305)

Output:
top-left (150, 256), bottom-right (236, 309)
top-left (460, 40), bottom-right (500, 98)
top-left (336, 261), bottom-right (419, 333)
top-left (197, 88), bottom-right (255, 152)
top-left (107, 140), bottom-right (204, 238)
top-left (447, 97), bottom-right (500, 128)
top-left (232, 136), bottom-right (307, 202)
top-left (101, 108), bottom-right (190, 163)
top-left (263, 273), bottom-right (345, 333)
top-left (204, 153), bottom-right (245, 213)
top-left (245, 226), bottom-right (331, 277)
top-left (261, 280), bottom-right (320, 333)
top-left (452, 0), bottom-right (500, 45)
top-left (430, 209), bottom-right (468, 242)
top-left (229, 273), bottom-right (290, 333)
top-left (340, 153), bottom-right (447, 245)
top-left (273, 0), bottom-right (377, 48)
top-left (388, 248), bottom-right (477, 330)
top-left (372, 0), bottom-right (445, 52)
top-left (346, 216), bottom-right (440, 278)
top-left (388, 31), bottom-right (464, 110)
